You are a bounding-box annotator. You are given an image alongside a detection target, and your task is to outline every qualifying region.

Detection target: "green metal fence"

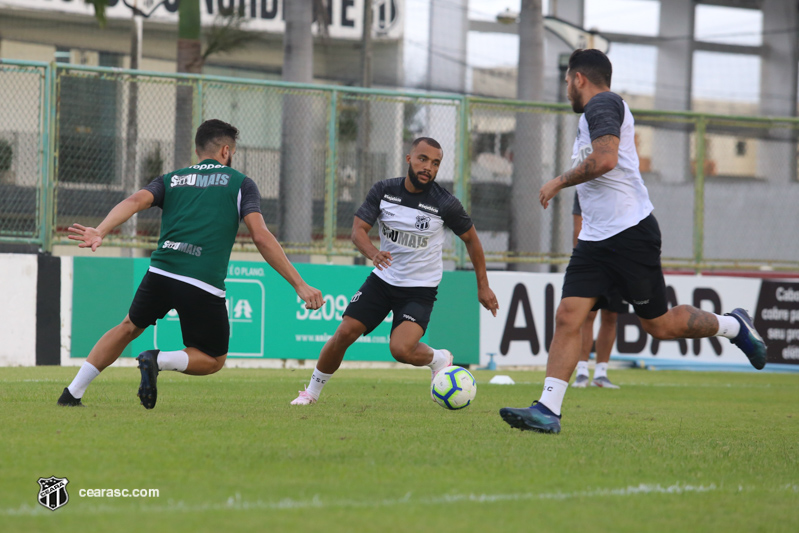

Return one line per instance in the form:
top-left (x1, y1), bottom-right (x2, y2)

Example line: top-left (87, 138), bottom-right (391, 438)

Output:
top-left (1, 60), bottom-right (797, 271)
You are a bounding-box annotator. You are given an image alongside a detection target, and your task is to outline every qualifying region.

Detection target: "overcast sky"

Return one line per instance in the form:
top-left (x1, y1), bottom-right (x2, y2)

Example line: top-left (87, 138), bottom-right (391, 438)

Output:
top-left (405, 0), bottom-right (764, 102)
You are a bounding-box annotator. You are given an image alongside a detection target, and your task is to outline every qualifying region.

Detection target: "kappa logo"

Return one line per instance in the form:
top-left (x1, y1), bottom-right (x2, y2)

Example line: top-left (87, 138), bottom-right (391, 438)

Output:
top-left (418, 202), bottom-right (439, 214)
top-left (415, 215), bottom-right (431, 231)
top-left (37, 476), bottom-right (70, 511)
top-left (402, 314), bottom-right (417, 322)
top-left (351, 291), bottom-right (362, 303)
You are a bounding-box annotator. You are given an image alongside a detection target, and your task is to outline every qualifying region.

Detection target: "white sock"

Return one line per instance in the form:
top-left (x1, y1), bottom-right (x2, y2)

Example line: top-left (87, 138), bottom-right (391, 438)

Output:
top-left (427, 349), bottom-right (451, 373)
top-left (158, 350), bottom-right (189, 372)
top-left (67, 362), bottom-right (100, 399)
top-left (594, 362), bottom-right (608, 380)
top-left (538, 377), bottom-right (568, 416)
top-left (575, 361), bottom-right (589, 377)
top-left (714, 314), bottom-right (741, 339)
top-left (306, 368), bottom-right (333, 399)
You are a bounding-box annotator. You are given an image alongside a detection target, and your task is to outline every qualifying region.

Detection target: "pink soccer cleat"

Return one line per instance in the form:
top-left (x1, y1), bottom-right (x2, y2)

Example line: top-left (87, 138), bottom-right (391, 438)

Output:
top-left (430, 349), bottom-right (454, 401)
top-left (290, 387), bottom-right (317, 405)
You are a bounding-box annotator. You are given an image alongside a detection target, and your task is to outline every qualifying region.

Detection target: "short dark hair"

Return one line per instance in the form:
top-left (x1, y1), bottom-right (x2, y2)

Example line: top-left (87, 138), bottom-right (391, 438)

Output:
top-left (568, 49), bottom-right (612, 88)
top-left (411, 137), bottom-right (442, 151)
top-left (195, 119), bottom-right (239, 152)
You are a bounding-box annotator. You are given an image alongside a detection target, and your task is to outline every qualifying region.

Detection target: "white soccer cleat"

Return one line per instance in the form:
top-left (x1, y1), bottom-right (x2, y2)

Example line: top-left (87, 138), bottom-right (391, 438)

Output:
top-left (430, 349), bottom-right (454, 401)
top-left (591, 376), bottom-right (620, 389)
top-left (571, 374), bottom-right (590, 388)
top-left (290, 387), bottom-right (318, 405)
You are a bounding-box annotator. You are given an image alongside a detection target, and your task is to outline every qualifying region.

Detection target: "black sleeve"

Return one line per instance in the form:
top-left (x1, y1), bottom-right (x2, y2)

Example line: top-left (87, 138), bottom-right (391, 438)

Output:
top-left (354, 181), bottom-right (383, 226)
top-left (142, 175), bottom-right (165, 208)
top-left (239, 177), bottom-right (262, 220)
top-left (441, 195), bottom-right (473, 236)
top-left (584, 92), bottom-right (625, 141)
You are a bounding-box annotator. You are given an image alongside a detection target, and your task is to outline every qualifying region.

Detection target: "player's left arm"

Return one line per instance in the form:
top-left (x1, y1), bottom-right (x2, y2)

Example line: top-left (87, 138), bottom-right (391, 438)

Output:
top-left (459, 226), bottom-right (499, 317)
top-left (539, 134), bottom-right (619, 209)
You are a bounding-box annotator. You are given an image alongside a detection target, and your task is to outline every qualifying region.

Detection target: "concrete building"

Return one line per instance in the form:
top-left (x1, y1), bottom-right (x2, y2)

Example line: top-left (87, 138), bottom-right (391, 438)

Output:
top-left (0, 0), bottom-right (405, 84)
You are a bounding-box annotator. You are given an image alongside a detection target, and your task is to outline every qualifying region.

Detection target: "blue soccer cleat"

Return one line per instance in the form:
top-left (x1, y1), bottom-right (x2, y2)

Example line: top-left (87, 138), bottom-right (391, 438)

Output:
top-left (137, 350), bottom-right (160, 409)
top-left (499, 401), bottom-right (562, 434)
top-left (726, 308), bottom-right (767, 370)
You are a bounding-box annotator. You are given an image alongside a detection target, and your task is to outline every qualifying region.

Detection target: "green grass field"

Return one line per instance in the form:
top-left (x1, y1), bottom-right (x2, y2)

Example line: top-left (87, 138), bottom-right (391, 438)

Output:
top-left (1, 366), bottom-right (797, 533)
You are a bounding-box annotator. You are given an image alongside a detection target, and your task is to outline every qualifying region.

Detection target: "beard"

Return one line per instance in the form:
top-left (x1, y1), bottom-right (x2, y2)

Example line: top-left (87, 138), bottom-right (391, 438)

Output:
top-left (568, 86), bottom-right (585, 113)
top-left (408, 164), bottom-right (433, 191)
top-left (225, 153), bottom-right (233, 166)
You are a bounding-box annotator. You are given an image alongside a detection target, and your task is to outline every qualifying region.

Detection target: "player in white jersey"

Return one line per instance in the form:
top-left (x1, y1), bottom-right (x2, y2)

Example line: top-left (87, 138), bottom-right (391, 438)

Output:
top-left (291, 137), bottom-right (499, 405)
top-left (500, 49), bottom-right (767, 434)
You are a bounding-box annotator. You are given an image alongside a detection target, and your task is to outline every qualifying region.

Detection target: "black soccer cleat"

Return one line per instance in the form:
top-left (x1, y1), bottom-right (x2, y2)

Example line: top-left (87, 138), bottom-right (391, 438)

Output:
top-left (57, 387), bottom-right (84, 407)
top-left (499, 401), bottom-right (562, 434)
top-left (137, 350), bottom-right (160, 410)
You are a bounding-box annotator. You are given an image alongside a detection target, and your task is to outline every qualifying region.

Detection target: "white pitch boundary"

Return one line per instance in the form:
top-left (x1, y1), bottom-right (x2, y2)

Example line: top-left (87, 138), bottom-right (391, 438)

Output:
top-left (8, 482), bottom-right (796, 517)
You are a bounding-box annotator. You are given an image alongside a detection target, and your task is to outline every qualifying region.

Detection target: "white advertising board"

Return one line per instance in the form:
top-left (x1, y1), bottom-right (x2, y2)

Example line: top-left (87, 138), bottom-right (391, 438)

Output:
top-left (2, 0), bottom-right (403, 41)
top-left (480, 272), bottom-right (797, 368)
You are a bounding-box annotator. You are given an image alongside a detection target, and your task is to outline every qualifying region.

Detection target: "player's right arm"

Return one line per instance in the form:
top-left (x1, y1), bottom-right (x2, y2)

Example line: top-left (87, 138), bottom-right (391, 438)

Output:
top-left (351, 181), bottom-right (392, 270)
top-left (67, 189), bottom-right (154, 252)
top-left (352, 216), bottom-right (391, 270)
top-left (539, 134), bottom-right (619, 209)
top-left (243, 212), bottom-right (323, 310)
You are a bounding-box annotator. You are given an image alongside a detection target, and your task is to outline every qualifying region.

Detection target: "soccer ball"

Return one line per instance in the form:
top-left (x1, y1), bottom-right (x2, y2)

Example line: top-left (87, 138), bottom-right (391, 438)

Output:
top-left (432, 366), bottom-right (476, 410)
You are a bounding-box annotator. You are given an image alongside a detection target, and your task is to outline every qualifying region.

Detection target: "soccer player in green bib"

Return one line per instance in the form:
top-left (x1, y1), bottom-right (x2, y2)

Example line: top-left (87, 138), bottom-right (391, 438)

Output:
top-left (58, 119), bottom-right (324, 409)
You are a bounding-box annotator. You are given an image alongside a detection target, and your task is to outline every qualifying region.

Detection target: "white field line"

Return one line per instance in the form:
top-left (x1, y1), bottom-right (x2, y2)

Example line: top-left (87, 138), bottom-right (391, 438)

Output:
top-left (6, 483), bottom-right (797, 517)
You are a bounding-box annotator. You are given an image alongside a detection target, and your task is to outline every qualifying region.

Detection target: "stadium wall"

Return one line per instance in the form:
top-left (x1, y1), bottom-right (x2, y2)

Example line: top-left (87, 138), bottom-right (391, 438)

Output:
top-left (3, 254), bottom-right (798, 371)
top-left (0, 254), bottom-right (38, 366)
top-left (480, 271), bottom-right (799, 371)
top-left (0, 254), bottom-right (480, 367)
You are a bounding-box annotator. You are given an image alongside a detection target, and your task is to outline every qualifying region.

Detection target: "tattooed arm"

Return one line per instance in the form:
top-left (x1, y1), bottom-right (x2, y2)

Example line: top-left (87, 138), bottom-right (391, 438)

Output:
top-left (539, 134), bottom-right (620, 209)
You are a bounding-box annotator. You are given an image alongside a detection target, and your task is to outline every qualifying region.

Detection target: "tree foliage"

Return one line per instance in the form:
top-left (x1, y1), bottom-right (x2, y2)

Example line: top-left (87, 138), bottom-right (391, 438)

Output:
top-left (84, 0), bottom-right (110, 28)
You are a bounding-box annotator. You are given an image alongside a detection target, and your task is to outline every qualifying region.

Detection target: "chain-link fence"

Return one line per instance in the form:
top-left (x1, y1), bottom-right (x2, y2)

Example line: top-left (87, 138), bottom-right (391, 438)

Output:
top-left (1, 61), bottom-right (797, 271)
top-left (0, 60), bottom-right (49, 244)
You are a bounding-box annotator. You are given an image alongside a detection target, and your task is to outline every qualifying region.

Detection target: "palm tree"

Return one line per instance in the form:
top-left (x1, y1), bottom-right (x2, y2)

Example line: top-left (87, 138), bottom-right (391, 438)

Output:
top-left (173, 0), bottom-right (202, 169)
top-left (173, 2), bottom-right (261, 169)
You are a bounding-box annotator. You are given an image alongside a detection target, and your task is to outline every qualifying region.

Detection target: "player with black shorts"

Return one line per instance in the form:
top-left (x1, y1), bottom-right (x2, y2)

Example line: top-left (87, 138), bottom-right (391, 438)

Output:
top-left (58, 119), bottom-right (323, 409)
top-left (290, 137), bottom-right (499, 405)
top-left (570, 192), bottom-right (628, 389)
top-left (500, 49), bottom-right (767, 434)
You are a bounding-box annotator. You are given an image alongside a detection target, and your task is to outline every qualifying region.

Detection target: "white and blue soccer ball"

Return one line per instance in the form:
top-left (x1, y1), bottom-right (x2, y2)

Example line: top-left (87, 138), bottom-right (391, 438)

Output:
top-left (432, 366), bottom-right (476, 410)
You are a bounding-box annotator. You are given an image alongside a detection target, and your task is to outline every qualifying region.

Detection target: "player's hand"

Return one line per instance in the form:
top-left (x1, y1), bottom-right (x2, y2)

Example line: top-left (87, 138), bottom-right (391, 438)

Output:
top-left (67, 223), bottom-right (104, 252)
top-left (478, 286), bottom-right (499, 317)
top-left (297, 284), bottom-right (324, 310)
top-left (539, 178), bottom-right (562, 209)
top-left (371, 250), bottom-right (392, 271)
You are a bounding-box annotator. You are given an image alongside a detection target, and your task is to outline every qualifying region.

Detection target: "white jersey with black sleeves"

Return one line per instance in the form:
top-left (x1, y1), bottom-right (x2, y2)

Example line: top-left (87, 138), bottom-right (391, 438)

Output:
top-left (355, 178), bottom-right (473, 288)
top-left (572, 91), bottom-right (654, 241)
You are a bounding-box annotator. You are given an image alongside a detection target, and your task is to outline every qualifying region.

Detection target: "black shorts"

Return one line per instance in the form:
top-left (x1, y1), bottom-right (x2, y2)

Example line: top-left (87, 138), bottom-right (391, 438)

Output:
top-left (591, 287), bottom-right (629, 314)
top-left (128, 271), bottom-right (229, 357)
top-left (562, 214), bottom-right (667, 320)
top-left (343, 273), bottom-right (438, 335)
